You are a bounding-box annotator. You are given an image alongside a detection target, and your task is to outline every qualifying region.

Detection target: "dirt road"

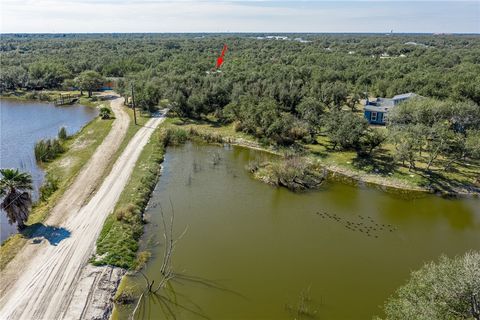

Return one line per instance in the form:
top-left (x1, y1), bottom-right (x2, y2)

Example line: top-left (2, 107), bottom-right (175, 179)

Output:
top-left (0, 96), bottom-right (165, 319)
top-left (0, 94), bottom-right (129, 298)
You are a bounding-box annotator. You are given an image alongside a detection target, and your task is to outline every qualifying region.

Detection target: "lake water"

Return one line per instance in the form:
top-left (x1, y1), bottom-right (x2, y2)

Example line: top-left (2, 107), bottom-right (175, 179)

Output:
top-left (114, 142), bottom-right (480, 320)
top-left (0, 98), bottom-right (97, 241)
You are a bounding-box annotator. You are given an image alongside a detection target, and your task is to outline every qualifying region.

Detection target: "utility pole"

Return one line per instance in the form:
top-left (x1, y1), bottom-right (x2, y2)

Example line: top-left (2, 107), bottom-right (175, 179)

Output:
top-left (131, 83), bottom-right (137, 125)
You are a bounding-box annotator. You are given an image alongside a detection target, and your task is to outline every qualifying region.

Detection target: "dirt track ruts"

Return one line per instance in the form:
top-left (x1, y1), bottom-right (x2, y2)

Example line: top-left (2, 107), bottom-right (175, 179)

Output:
top-left (0, 95), bottom-right (165, 319)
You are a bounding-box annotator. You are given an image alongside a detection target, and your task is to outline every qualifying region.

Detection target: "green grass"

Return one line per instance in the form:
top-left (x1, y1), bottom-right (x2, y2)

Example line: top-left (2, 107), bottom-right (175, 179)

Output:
top-left (95, 107), bottom-right (151, 189)
top-left (1, 89), bottom-right (84, 102)
top-left (304, 134), bottom-right (480, 194)
top-left (92, 124), bottom-right (167, 269)
top-left (164, 116), bottom-right (479, 195)
top-left (0, 109), bottom-right (112, 270)
top-left (0, 95), bottom-right (159, 270)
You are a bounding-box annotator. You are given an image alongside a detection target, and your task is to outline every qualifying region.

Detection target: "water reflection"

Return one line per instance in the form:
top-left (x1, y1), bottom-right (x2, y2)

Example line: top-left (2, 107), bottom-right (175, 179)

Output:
top-left (0, 98), bottom-right (97, 241)
top-left (116, 142), bottom-right (480, 320)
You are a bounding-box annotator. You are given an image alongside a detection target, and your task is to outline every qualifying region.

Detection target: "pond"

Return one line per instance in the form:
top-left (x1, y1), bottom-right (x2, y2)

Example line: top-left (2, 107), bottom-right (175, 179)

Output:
top-left (0, 98), bottom-right (98, 241)
top-left (114, 142), bottom-right (480, 320)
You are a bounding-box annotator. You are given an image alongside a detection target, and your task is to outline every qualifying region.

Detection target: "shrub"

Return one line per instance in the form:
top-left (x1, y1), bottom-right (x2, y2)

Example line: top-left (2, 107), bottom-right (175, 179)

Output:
top-left (34, 138), bottom-right (65, 162)
top-left (99, 106), bottom-right (112, 119)
top-left (270, 156), bottom-right (325, 191)
top-left (115, 204), bottom-right (137, 223)
top-left (358, 128), bottom-right (387, 156)
top-left (39, 175), bottom-right (59, 202)
top-left (58, 126), bottom-right (68, 140)
top-left (134, 251), bottom-right (152, 271)
top-left (253, 156), bottom-right (326, 191)
top-left (160, 127), bottom-right (188, 146)
top-left (383, 251), bottom-right (480, 320)
top-left (323, 111), bottom-right (369, 150)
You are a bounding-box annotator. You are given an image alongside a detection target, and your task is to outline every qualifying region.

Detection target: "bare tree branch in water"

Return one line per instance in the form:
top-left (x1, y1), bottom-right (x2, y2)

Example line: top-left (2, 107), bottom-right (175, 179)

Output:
top-left (285, 285), bottom-right (320, 320)
top-left (156, 199), bottom-right (188, 292)
top-left (131, 200), bottom-right (188, 320)
top-left (130, 199), bottom-right (243, 320)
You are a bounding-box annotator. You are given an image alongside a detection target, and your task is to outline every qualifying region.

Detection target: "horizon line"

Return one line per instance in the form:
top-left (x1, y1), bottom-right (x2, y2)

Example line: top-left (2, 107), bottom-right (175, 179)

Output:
top-left (2, 32), bottom-right (479, 35)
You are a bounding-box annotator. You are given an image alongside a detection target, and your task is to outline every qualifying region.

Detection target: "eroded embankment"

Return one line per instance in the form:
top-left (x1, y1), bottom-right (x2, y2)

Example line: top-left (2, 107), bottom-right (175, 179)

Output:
top-left (179, 124), bottom-right (480, 197)
top-left (0, 96), bottom-right (164, 319)
top-left (0, 95), bottom-right (119, 270)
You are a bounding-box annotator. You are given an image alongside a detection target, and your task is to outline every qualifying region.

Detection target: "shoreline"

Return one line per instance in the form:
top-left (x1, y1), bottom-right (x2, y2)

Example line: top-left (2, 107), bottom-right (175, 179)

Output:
top-left (1, 106), bottom-right (477, 318)
top-left (0, 97), bottom-right (168, 319)
top-left (2, 93), bottom-right (477, 198)
top-left (184, 126), bottom-right (479, 198)
top-left (0, 93), bottom-right (107, 241)
top-left (0, 93), bottom-right (119, 271)
top-left (0, 90), bottom-right (105, 109)
top-left (107, 129), bottom-right (480, 320)
top-left (104, 124), bottom-right (478, 320)
top-left (0, 93), bottom-right (165, 320)
top-left (0, 98), bottom-right (105, 252)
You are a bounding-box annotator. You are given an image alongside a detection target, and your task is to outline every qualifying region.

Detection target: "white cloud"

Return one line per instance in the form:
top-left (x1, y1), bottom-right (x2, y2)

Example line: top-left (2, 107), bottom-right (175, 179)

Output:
top-left (0, 0), bottom-right (478, 33)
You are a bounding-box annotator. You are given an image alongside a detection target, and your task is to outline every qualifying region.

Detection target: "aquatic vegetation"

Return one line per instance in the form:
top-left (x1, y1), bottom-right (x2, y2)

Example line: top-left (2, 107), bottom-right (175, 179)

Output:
top-left (34, 138), bottom-right (65, 162)
top-left (93, 128), bottom-right (165, 269)
top-left (39, 174), bottom-right (59, 202)
top-left (57, 126), bottom-right (68, 140)
top-left (160, 127), bottom-right (188, 146)
top-left (251, 155), bottom-right (326, 191)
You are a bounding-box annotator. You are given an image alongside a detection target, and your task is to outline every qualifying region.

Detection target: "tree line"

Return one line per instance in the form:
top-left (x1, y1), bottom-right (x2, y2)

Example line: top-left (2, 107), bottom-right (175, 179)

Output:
top-left (1, 33), bottom-right (480, 168)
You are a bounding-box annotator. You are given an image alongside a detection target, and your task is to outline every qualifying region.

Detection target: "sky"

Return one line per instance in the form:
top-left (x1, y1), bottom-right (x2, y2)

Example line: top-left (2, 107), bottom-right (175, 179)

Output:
top-left (1, 0), bottom-right (479, 33)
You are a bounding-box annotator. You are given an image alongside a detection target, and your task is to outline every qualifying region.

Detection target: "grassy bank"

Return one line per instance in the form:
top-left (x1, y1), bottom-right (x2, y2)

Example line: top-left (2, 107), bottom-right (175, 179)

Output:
top-left (92, 126), bottom-right (167, 269)
top-left (0, 110), bottom-right (112, 270)
top-left (2, 89), bottom-right (78, 101)
top-left (162, 117), bottom-right (479, 196)
top-left (1, 89), bottom-right (107, 107)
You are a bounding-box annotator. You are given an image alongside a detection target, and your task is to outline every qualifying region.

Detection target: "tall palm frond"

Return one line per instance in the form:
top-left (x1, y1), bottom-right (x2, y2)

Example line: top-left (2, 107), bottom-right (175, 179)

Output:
top-left (0, 168), bottom-right (33, 230)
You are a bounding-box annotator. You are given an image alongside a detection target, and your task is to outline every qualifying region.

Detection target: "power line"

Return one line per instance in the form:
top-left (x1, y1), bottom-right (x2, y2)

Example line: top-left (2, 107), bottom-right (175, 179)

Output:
top-left (131, 83), bottom-right (137, 125)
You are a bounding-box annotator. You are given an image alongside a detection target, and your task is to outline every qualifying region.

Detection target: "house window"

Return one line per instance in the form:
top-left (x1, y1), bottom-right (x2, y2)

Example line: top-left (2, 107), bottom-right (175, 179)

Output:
top-left (371, 112), bottom-right (377, 122)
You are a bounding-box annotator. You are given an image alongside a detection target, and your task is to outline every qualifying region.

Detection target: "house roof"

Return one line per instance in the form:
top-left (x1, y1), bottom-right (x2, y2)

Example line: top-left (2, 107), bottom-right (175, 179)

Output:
top-left (392, 92), bottom-right (416, 100)
top-left (377, 98), bottom-right (395, 107)
top-left (364, 105), bottom-right (390, 112)
top-left (365, 92), bottom-right (417, 111)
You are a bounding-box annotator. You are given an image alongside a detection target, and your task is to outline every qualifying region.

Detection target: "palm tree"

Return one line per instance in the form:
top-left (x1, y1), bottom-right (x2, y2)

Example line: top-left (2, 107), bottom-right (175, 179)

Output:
top-left (0, 169), bottom-right (33, 230)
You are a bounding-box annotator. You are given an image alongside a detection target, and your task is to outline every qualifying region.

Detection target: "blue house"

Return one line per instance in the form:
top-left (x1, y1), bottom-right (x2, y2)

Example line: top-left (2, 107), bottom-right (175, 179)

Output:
top-left (364, 93), bottom-right (416, 125)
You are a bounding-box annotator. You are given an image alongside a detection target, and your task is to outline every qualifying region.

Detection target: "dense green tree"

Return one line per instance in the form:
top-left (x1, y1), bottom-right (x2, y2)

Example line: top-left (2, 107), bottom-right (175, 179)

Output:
top-left (323, 111), bottom-right (369, 150)
top-left (0, 66), bottom-right (28, 92)
top-left (390, 126), bottom-right (422, 170)
top-left (465, 130), bottom-right (480, 160)
top-left (27, 62), bottom-right (70, 89)
top-left (359, 128), bottom-right (387, 155)
top-left (296, 96), bottom-right (324, 132)
top-left (383, 251), bottom-right (480, 320)
top-left (388, 97), bottom-right (480, 170)
top-left (347, 92), bottom-right (362, 112)
top-left (74, 70), bottom-right (105, 97)
top-left (1, 33), bottom-right (479, 155)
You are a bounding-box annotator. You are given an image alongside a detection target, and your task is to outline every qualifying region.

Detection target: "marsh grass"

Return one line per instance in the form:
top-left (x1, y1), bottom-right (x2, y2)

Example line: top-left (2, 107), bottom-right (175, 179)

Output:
top-left (34, 138), bottom-right (65, 162)
top-left (58, 127), bottom-right (68, 140)
top-left (0, 114), bottom-right (113, 270)
top-left (93, 126), bottom-right (166, 269)
top-left (253, 155), bottom-right (326, 191)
